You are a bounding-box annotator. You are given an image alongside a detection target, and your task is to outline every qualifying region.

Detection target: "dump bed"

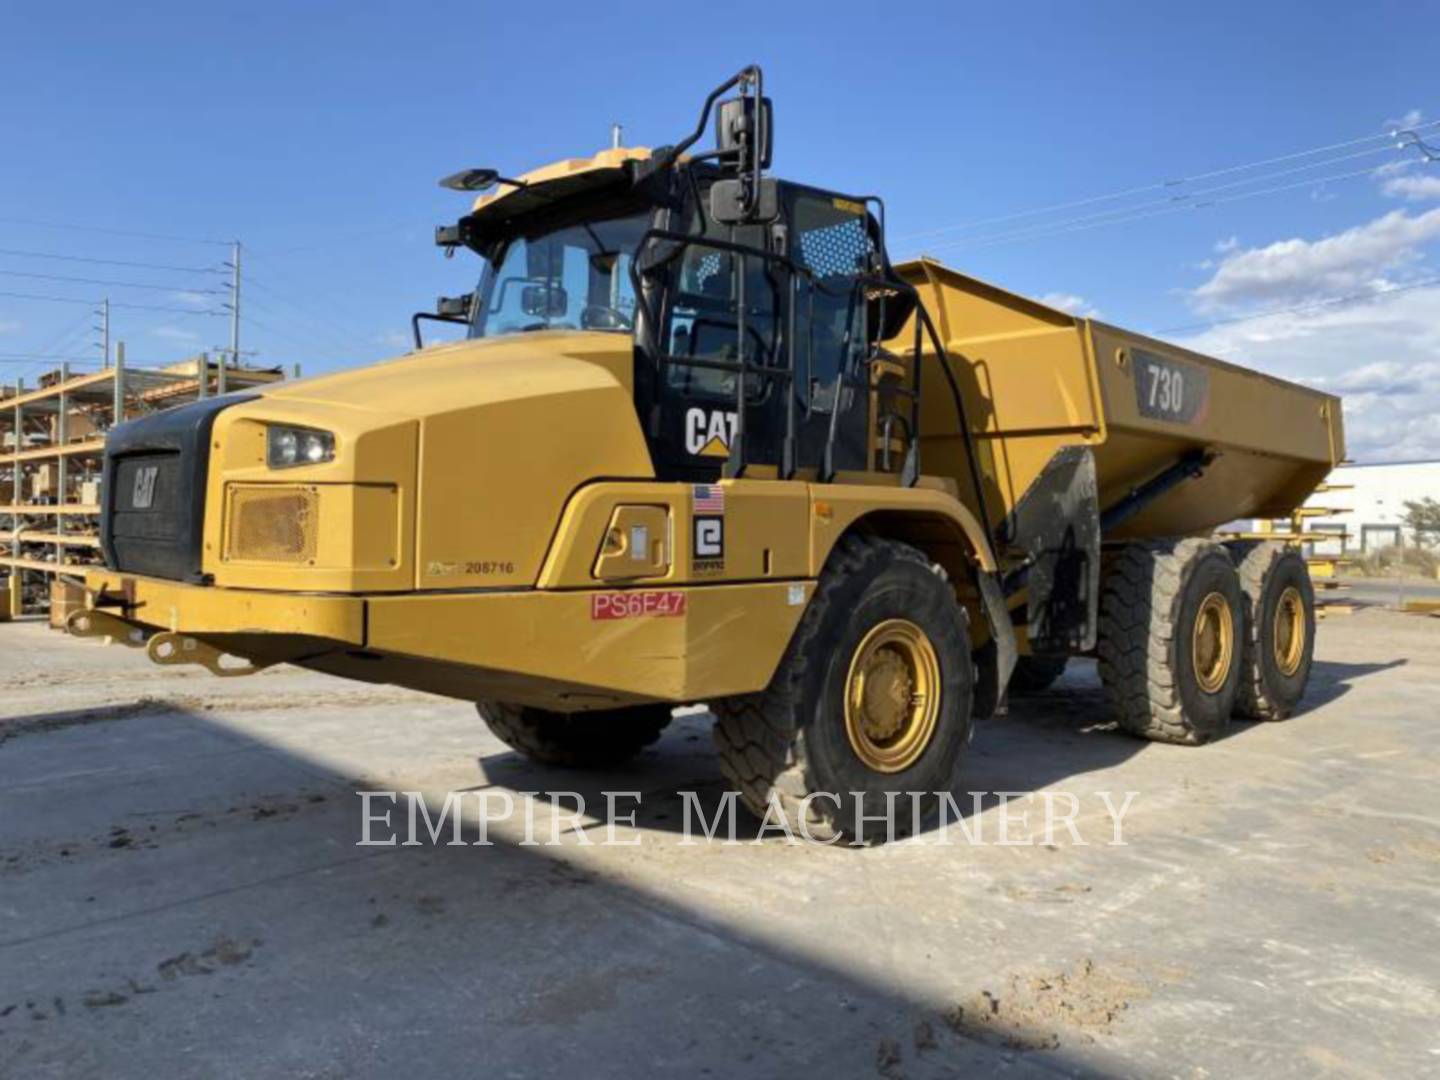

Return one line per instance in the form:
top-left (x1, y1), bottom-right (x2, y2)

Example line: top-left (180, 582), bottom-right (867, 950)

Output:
top-left (893, 259), bottom-right (1345, 540)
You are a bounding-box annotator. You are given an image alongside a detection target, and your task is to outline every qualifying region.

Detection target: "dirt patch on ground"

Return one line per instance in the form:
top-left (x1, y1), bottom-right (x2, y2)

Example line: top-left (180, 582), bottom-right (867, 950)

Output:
top-left (0, 698), bottom-right (174, 744)
top-left (946, 958), bottom-right (1149, 1051)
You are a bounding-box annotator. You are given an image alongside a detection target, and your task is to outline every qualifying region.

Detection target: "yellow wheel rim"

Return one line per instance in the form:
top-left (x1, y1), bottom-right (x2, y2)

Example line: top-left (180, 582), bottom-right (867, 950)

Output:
top-left (843, 619), bottom-right (941, 774)
top-left (1192, 592), bottom-right (1235, 695)
top-left (1273, 585), bottom-right (1306, 677)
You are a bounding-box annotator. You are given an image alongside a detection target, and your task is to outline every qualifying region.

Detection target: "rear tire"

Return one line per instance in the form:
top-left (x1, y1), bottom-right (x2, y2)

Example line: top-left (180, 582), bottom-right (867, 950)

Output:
top-left (1228, 542), bottom-right (1315, 720)
top-left (476, 701), bottom-right (673, 768)
top-left (711, 534), bottom-right (974, 843)
top-left (1097, 538), bottom-right (1242, 745)
top-left (1009, 655), bottom-right (1069, 695)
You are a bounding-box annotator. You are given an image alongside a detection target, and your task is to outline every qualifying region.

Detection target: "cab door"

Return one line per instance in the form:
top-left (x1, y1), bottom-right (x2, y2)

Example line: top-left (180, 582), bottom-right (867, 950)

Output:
top-left (638, 183), bottom-right (877, 481)
top-left (646, 215), bottom-right (787, 479)
top-left (784, 187), bottom-right (875, 477)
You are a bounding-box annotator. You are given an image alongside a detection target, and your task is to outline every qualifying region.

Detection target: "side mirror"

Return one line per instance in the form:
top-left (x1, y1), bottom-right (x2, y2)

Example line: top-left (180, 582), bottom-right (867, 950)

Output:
top-left (436, 293), bottom-right (472, 318)
top-left (710, 177), bottom-right (779, 224)
top-left (521, 284), bottom-right (568, 318)
top-left (715, 95), bottom-right (773, 170)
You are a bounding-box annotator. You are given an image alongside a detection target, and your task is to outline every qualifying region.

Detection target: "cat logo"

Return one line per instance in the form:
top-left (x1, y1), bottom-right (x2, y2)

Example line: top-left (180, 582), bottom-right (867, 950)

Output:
top-left (131, 465), bottom-right (159, 510)
top-left (685, 408), bottom-right (738, 457)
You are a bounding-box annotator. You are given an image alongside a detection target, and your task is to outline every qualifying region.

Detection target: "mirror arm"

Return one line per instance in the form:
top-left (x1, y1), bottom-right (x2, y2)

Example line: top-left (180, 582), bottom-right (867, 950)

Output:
top-left (410, 312), bottom-right (469, 352)
top-left (655, 65), bottom-right (761, 171)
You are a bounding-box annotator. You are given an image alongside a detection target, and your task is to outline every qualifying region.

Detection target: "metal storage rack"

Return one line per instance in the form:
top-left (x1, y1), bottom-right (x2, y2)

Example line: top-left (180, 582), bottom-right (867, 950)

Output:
top-left (1, 345), bottom-right (286, 616)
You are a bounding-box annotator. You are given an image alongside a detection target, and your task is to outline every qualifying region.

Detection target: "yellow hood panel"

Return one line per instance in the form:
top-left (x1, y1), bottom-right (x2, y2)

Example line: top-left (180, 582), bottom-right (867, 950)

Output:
top-left (257, 331), bottom-right (636, 416)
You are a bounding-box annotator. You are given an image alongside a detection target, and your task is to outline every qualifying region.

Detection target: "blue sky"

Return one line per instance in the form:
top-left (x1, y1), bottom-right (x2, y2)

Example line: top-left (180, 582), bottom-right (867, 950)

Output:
top-left (2, 1), bottom-right (1438, 460)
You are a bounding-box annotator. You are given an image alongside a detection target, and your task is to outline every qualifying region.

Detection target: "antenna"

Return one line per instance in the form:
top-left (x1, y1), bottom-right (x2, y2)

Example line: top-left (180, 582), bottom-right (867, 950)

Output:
top-left (611, 123), bottom-right (623, 150)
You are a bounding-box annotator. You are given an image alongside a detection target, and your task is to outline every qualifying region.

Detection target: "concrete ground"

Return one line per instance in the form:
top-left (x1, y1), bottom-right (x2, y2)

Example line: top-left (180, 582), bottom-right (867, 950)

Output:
top-left (1, 600), bottom-right (1437, 1078)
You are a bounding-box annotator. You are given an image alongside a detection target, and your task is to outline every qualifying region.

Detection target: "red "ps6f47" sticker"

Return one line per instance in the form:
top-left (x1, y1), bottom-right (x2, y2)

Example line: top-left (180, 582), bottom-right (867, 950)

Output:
top-left (590, 590), bottom-right (688, 620)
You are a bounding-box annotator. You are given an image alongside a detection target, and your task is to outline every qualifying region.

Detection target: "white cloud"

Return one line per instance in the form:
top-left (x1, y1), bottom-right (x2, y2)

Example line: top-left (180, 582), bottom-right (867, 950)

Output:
top-left (151, 325), bottom-right (200, 343)
top-left (0, 319), bottom-right (20, 334)
top-left (1388, 108), bottom-right (1424, 131)
top-left (1214, 236), bottom-right (1239, 254)
top-left (170, 291), bottom-right (212, 307)
top-left (1190, 207), bottom-right (1440, 312)
top-left (1382, 174), bottom-right (1440, 202)
top-left (375, 330), bottom-right (410, 350)
top-left (1038, 292), bottom-right (1102, 318)
top-left (1174, 285), bottom-right (1440, 463)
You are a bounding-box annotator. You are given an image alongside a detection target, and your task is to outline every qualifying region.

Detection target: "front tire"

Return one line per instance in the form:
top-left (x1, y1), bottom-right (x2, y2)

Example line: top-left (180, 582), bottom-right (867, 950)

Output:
top-left (712, 535), bottom-right (974, 843)
top-left (1097, 539), bottom-right (1243, 745)
top-left (1228, 542), bottom-right (1316, 720)
top-left (476, 701), bottom-right (673, 768)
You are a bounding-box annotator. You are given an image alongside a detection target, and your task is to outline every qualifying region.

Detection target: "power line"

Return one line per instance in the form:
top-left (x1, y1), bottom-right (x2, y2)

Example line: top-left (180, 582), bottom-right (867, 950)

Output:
top-left (245, 275), bottom-right (382, 356)
top-left (0, 360), bottom-right (105, 371)
top-left (896, 116), bottom-right (1440, 245)
top-left (916, 160), bottom-right (1393, 255)
top-left (918, 145), bottom-right (1400, 255)
top-left (0, 216), bottom-right (230, 246)
top-left (0, 359), bottom-right (101, 368)
top-left (0, 289), bottom-right (224, 314)
top-left (1156, 276), bottom-right (1440, 335)
top-left (0, 268), bottom-right (218, 293)
top-left (247, 222), bottom-right (417, 259)
top-left (240, 304), bottom-right (371, 360)
top-left (0, 247), bottom-right (223, 274)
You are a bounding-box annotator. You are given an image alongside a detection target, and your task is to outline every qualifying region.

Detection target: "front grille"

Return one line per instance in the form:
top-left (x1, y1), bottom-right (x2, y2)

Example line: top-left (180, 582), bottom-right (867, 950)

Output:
top-left (225, 485), bottom-right (318, 563)
top-left (101, 394), bottom-right (253, 582)
top-left (112, 452), bottom-right (184, 542)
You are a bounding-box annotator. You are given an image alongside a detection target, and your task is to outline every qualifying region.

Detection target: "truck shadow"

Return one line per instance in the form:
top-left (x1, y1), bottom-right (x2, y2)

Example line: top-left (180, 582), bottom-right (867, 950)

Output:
top-left (0, 696), bottom-right (1131, 1078)
top-left (477, 654), bottom-right (1408, 840)
top-left (1298, 658), bottom-right (1407, 712)
top-left (479, 663), bottom-right (1139, 842)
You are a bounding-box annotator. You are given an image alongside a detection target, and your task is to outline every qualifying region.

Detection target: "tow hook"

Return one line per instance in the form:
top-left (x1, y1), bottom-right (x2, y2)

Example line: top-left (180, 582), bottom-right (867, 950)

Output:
top-left (66, 609), bottom-right (149, 648)
top-left (145, 631), bottom-right (272, 678)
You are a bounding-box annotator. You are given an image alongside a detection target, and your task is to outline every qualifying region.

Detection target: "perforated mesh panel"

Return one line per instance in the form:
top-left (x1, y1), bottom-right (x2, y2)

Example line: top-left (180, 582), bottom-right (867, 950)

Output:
top-left (225, 485), bottom-right (318, 564)
top-left (796, 218), bottom-right (871, 279)
top-left (692, 252), bottom-right (722, 289)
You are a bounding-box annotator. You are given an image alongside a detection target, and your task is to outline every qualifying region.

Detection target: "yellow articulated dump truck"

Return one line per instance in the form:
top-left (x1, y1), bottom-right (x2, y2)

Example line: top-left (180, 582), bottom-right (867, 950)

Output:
top-left (71, 68), bottom-right (1342, 840)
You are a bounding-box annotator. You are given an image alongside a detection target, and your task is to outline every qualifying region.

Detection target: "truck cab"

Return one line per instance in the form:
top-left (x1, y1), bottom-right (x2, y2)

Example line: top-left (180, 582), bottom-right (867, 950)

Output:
top-left (437, 150), bottom-right (924, 490)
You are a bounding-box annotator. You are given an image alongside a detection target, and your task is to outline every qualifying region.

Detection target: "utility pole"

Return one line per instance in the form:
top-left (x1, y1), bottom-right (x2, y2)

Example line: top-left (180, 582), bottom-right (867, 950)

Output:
top-left (113, 342), bottom-right (126, 423)
top-left (228, 240), bottom-right (242, 377)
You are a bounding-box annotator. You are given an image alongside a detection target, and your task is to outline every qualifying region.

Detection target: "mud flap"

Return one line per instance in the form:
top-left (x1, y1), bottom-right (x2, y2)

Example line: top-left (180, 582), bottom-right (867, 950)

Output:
top-left (1004, 445), bottom-right (1101, 654)
top-left (973, 569), bottom-right (1017, 720)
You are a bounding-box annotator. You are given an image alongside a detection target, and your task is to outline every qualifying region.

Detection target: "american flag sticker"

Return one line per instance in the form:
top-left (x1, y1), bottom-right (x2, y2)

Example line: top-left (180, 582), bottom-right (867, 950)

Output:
top-left (692, 483), bottom-right (725, 514)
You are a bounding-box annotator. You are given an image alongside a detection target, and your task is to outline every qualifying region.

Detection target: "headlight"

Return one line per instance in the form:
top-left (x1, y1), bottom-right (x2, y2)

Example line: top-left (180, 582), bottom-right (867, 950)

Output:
top-left (266, 425), bottom-right (335, 468)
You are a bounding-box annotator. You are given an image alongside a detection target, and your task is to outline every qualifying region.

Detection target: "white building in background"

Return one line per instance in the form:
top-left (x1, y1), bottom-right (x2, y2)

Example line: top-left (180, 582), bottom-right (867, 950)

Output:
top-left (1303, 460), bottom-right (1440, 554)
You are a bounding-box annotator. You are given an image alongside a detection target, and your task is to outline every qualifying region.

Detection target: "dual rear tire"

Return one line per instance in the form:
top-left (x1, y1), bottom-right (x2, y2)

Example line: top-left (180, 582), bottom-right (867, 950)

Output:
top-left (1097, 538), bottom-right (1314, 744)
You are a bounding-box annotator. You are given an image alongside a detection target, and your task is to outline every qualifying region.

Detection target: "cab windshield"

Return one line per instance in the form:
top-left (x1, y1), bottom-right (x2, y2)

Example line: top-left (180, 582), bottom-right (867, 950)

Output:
top-left (469, 200), bottom-right (653, 338)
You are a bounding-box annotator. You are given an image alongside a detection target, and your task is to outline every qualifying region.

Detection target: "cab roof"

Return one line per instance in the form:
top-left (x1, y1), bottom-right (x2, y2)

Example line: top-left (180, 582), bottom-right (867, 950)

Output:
top-left (469, 146), bottom-right (655, 218)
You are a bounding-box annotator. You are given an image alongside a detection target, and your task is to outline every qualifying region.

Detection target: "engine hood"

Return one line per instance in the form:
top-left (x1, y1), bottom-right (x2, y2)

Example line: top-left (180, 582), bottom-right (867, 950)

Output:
top-left (255, 331), bottom-right (636, 416)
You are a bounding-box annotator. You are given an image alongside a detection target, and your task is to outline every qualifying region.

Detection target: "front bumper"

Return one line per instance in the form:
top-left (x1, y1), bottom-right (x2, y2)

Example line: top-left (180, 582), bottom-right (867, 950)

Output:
top-left (84, 569), bottom-right (365, 641)
top-left (77, 570), bottom-right (810, 710)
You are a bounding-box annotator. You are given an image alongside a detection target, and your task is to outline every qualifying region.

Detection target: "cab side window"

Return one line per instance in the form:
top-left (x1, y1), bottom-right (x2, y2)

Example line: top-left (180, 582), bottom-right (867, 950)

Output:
top-left (665, 221), bottom-right (782, 399)
top-left (789, 194), bottom-right (873, 407)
